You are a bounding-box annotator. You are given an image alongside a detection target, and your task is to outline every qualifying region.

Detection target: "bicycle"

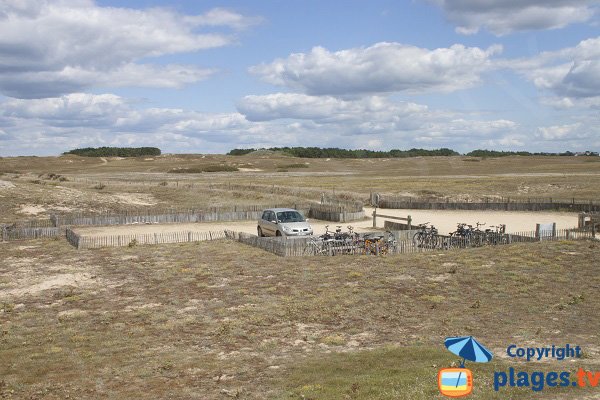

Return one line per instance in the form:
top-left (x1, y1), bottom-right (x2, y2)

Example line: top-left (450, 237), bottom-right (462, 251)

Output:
top-left (448, 223), bottom-right (472, 248)
top-left (413, 223), bottom-right (439, 249)
top-left (303, 236), bottom-right (328, 255)
top-left (363, 230), bottom-right (396, 255)
top-left (485, 224), bottom-right (508, 245)
top-left (470, 222), bottom-right (487, 247)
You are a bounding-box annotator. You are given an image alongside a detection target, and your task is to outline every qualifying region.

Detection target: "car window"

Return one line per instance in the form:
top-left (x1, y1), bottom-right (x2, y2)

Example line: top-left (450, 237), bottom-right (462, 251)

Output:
top-left (267, 211), bottom-right (274, 221)
top-left (276, 211), bottom-right (305, 223)
top-left (261, 211), bottom-right (269, 220)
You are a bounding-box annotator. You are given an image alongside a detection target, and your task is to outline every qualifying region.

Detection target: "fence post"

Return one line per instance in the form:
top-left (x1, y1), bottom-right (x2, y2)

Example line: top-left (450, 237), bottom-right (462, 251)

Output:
top-left (407, 215), bottom-right (412, 230)
top-left (372, 208), bottom-right (377, 228)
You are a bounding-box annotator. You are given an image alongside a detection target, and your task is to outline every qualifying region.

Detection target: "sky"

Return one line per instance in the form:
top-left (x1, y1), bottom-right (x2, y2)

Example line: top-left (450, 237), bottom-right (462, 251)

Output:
top-left (0, 0), bottom-right (599, 156)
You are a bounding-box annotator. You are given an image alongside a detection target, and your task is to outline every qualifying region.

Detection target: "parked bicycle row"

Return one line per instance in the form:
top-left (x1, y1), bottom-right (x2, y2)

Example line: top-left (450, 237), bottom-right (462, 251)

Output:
top-left (303, 225), bottom-right (398, 255)
top-left (413, 222), bottom-right (509, 249)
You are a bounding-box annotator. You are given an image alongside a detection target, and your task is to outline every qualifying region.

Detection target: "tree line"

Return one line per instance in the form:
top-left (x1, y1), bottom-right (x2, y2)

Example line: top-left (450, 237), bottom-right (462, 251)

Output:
top-left (64, 147), bottom-right (161, 157)
top-left (465, 150), bottom-right (598, 157)
top-left (228, 147), bottom-right (599, 158)
top-left (227, 147), bottom-right (459, 158)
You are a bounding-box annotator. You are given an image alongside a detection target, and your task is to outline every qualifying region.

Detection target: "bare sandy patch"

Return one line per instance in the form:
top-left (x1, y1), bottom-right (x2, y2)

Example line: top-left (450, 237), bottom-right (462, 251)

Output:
top-left (365, 207), bottom-right (578, 234)
top-left (17, 204), bottom-right (46, 215)
top-left (111, 193), bottom-right (157, 206)
top-left (16, 245), bottom-right (39, 251)
top-left (0, 272), bottom-right (95, 299)
top-left (0, 180), bottom-right (15, 189)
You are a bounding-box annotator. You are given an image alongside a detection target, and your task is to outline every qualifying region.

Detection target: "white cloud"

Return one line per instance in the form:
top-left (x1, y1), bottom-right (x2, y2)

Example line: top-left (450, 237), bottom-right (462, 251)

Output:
top-left (539, 97), bottom-right (576, 109)
top-left (184, 8), bottom-right (263, 30)
top-left (536, 123), bottom-right (584, 140)
top-left (2, 93), bottom-right (125, 126)
top-left (0, 1), bottom-right (257, 98)
top-left (484, 135), bottom-right (527, 147)
top-left (0, 92), bottom-right (528, 155)
top-left (236, 93), bottom-right (517, 140)
top-left (237, 93), bottom-right (427, 122)
top-left (505, 37), bottom-right (600, 106)
top-left (432, 0), bottom-right (597, 35)
top-left (249, 42), bottom-right (502, 96)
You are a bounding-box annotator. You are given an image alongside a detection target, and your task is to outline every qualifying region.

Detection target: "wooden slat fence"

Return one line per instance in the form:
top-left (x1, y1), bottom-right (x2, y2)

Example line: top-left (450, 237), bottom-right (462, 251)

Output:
top-left (308, 203), bottom-right (365, 222)
top-left (224, 227), bottom-right (595, 257)
top-left (224, 230), bottom-right (307, 257)
top-left (51, 204), bottom-right (312, 227)
top-left (52, 202), bottom-right (364, 227)
top-left (1, 227), bottom-right (62, 241)
top-left (376, 194), bottom-right (600, 212)
top-left (1, 218), bottom-right (61, 241)
top-left (66, 228), bottom-right (227, 249)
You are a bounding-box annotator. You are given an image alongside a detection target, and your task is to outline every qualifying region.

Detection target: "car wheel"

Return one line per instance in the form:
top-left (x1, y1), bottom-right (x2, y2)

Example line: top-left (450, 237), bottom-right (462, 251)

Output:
top-left (257, 227), bottom-right (264, 237)
top-left (276, 230), bottom-right (282, 237)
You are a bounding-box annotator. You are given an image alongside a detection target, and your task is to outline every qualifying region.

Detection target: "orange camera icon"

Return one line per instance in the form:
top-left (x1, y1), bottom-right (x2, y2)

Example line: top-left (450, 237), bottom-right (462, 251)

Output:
top-left (438, 368), bottom-right (473, 397)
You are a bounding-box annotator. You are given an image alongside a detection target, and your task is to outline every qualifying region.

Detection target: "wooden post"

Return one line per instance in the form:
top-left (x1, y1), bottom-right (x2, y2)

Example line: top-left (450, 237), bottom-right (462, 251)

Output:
top-left (407, 215), bottom-right (412, 230)
top-left (372, 208), bottom-right (377, 228)
top-left (535, 224), bottom-right (540, 240)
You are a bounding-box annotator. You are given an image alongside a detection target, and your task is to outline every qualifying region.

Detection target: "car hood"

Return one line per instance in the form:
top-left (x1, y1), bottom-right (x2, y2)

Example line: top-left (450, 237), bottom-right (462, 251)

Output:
top-left (280, 221), bottom-right (311, 229)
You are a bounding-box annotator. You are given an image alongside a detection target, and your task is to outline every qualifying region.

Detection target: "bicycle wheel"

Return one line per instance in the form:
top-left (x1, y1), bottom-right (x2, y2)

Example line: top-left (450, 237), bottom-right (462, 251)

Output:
top-left (303, 242), bottom-right (316, 256)
top-left (412, 232), bottom-right (423, 247)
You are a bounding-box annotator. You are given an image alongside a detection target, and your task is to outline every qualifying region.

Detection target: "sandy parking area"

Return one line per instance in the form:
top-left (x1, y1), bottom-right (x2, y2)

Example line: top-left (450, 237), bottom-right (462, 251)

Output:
top-left (73, 207), bottom-right (579, 237)
top-left (364, 207), bottom-right (579, 235)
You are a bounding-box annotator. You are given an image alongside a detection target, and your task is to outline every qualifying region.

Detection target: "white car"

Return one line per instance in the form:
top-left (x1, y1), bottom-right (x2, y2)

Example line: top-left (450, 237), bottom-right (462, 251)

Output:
top-left (257, 208), bottom-right (313, 237)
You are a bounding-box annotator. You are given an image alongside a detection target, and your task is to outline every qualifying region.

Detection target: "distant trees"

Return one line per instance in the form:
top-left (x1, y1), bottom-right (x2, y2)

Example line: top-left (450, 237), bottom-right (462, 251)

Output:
top-left (466, 149), bottom-right (599, 157)
top-left (227, 148), bottom-right (256, 156)
top-left (466, 150), bottom-right (533, 157)
top-left (64, 147), bottom-right (161, 157)
top-left (227, 147), bottom-right (460, 158)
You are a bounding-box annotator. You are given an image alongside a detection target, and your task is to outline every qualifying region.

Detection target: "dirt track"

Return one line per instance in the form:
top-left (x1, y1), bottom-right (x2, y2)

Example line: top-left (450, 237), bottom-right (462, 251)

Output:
top-left (74, 207), bottom-right (579, 237)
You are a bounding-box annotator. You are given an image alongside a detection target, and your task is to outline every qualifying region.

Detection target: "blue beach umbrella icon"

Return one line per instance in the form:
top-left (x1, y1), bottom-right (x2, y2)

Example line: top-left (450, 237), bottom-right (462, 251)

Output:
top-left (444, 336), bottom-right (493, 388)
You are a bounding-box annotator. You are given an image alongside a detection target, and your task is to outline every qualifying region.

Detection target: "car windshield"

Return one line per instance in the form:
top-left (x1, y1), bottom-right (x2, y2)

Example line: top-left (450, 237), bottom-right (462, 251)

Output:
top-left (276, 211), bottom-right (305, 223)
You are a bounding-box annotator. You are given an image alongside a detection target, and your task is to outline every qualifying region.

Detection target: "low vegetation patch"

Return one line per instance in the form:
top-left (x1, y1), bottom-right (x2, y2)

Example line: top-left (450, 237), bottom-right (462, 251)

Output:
top-left (277, 346), bottom-right (591, 399)
top-left (168, 165), bottom-right (238, 173)
top-left (278, 163), bottom-right (309, 169)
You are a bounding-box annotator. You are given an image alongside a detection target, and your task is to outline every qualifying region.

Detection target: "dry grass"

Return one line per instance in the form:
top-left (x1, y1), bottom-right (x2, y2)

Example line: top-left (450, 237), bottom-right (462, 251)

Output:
top-left (1, 154), bottom-right (600, 222)
top-left (1, 238), bottom-right (599, 399)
